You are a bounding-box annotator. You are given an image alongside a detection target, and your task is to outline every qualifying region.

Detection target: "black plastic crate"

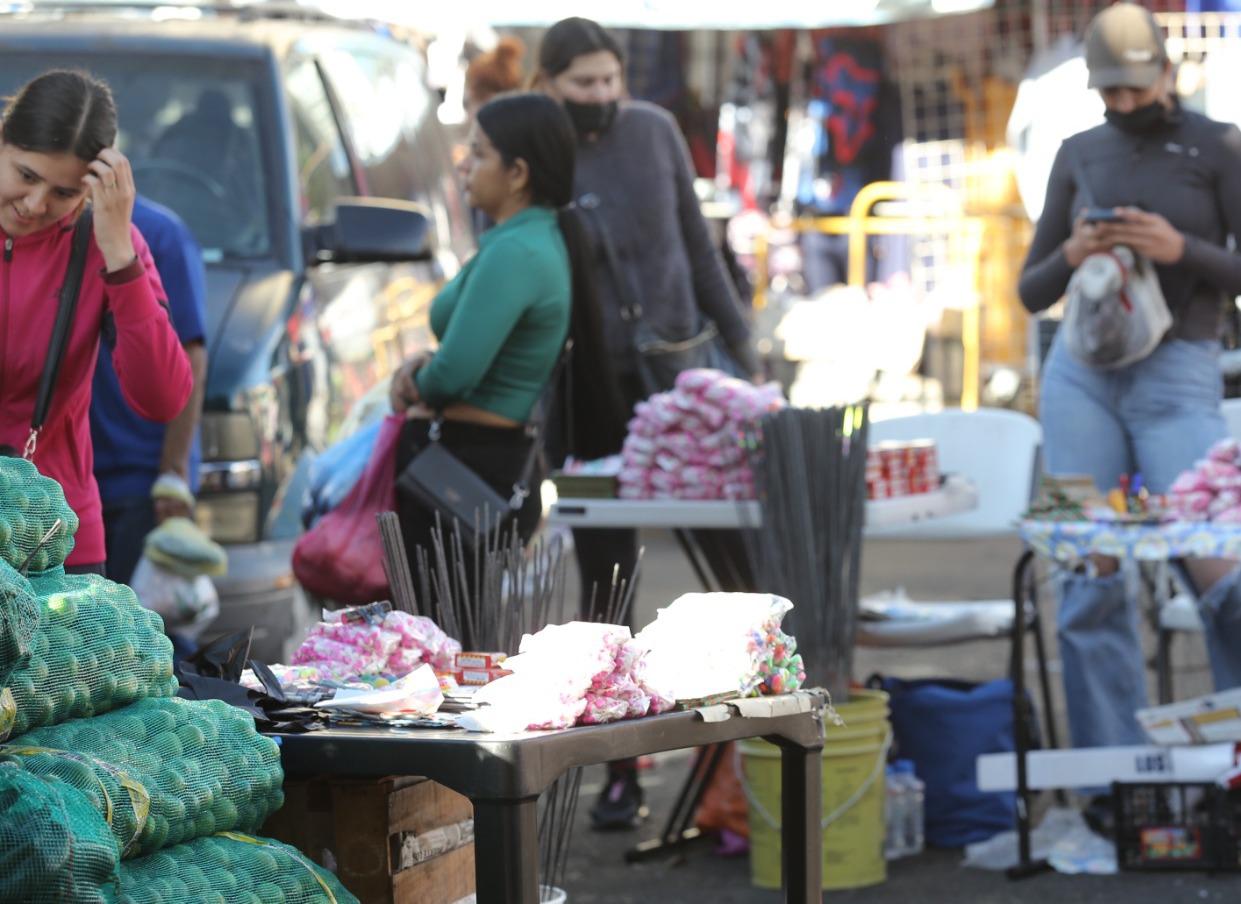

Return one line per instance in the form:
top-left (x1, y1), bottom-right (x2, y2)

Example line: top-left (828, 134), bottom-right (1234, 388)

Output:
top-left (1113, 782), bottom-right (1241, 872)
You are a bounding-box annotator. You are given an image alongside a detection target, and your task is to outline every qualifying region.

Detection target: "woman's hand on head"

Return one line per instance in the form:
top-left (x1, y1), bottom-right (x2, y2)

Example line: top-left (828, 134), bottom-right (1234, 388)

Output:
top-left (83, 148), bottom-right (136, 271)
top-left (1094, 207), bottom-right (1186, 265)
top-left (1063, 210), bottom-right (1114, 268)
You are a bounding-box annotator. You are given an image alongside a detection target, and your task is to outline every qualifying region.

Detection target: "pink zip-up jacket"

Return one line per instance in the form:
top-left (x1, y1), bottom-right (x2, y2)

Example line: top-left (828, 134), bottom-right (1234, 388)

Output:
top-left (0, 211), bottom-right (192, 567)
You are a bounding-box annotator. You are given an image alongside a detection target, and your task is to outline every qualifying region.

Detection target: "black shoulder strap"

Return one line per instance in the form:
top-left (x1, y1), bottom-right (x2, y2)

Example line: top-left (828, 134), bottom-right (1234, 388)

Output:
top-left (504, 341), bottom-right (570, 510)
top-left (1067, 151), bottom-right (1096, 209)
top-left (579, 194), bottom-right (643, 322)
top-left (26, 209), bottom-right (94, 460)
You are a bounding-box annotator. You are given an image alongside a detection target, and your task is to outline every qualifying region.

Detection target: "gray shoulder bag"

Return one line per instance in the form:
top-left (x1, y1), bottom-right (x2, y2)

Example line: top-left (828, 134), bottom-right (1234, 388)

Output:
top-left (396, 347), bottom-right (567, 539)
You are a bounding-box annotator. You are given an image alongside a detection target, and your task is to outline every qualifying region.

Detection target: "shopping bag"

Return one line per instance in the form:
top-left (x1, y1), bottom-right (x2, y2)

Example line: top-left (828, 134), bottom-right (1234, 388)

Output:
top-left (292, 414), bottom-right (401, 605)
top-left (873, 675), bottom-right (1029, 847)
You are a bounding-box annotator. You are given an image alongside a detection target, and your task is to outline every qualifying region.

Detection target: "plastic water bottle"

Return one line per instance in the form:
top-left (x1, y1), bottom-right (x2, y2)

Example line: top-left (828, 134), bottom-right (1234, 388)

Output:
top-left (884, 763), bottom-right (908, 859)
top-left (895, 760), bottom-right (925, 856)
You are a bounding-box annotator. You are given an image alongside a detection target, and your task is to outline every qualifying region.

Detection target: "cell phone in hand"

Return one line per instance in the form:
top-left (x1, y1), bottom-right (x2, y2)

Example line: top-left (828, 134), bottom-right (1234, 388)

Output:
top-left (1084, 207), bottom-right (1123, 224)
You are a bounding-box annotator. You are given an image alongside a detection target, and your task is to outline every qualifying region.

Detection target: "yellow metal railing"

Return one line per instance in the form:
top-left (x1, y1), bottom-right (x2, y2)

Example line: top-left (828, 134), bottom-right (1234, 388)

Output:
top-left (754, 181), bottom-right (988, 410)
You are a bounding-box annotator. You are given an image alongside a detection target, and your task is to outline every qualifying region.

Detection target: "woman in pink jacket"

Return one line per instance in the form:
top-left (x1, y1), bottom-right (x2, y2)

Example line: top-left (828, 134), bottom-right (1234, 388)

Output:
top-left (0, 70), bottom-right (192, 574)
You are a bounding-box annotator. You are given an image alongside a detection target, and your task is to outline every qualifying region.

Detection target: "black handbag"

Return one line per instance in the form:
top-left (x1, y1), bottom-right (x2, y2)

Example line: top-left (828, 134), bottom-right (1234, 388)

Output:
top-left (23, 209), bottom-right (94, 463)
top-left (396, 349), bottom-right (565, 539)
top-left (580, 192), bottom-right (740, 395)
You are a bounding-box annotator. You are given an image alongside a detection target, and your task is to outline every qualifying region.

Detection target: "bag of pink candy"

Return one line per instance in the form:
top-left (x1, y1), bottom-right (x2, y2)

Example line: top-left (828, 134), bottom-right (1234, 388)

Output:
top-left (460, 622), bottom-right (672, 732)
top-left (618, 369), bottom-right (786, 501)
top-left (1168, 438), bottom-right (1241, 522)
top-left (289, 603), bottom-right (461, 683)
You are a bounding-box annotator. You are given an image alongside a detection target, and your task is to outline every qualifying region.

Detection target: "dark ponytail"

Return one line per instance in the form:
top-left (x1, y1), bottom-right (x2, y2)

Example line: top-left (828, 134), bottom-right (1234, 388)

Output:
top-left (556, 206), bottom-right (629, 458)
top-left (2, 69), bottom-right (117, 161)
top-left (476, 93), bottom-right (628, 458)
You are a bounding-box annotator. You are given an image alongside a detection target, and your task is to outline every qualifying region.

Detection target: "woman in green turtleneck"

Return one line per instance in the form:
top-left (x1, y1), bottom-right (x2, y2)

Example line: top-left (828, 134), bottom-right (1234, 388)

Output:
top-left (388, 92), bottom-right (624, 572)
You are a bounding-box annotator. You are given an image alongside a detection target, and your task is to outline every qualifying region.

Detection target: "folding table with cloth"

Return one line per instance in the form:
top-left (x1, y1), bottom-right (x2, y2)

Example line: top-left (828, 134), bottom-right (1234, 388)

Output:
top-left (1008, 516), bottom-right (1241, 876)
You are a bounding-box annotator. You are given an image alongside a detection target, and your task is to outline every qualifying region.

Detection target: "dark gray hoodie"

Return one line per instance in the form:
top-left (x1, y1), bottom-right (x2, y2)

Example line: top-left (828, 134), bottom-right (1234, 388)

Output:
top-left (1020, 105), bottom-right (1241, 341)
top-left (572, 100), bottom-right (755, 375)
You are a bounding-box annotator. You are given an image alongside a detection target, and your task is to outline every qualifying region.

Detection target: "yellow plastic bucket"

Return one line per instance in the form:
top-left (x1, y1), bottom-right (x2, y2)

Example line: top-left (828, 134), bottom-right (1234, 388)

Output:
top-left (739, 688), bottom-right (891, 891)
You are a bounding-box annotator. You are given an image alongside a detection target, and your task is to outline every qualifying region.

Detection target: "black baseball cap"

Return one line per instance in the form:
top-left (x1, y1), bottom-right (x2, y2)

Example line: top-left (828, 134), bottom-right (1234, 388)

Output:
top-left (1085, 3), bottom-right (1168, 89)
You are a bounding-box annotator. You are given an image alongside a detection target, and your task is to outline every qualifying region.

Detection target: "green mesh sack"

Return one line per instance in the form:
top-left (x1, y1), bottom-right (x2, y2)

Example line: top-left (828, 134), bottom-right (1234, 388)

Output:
top-left (18, 697), bottom-right (284, 856)
top-left (0, 745), bottom-right (152, 857)
top-left (0, 558), bottom-right (39, 686)
top-left (1, 570), bottom-right (176, 739)
top-left (0, 761), bottom-right (120, 903)
top-left (0, 456), bottom-right (78, 573)
top-left (114, 833), bottom-right (359, 904)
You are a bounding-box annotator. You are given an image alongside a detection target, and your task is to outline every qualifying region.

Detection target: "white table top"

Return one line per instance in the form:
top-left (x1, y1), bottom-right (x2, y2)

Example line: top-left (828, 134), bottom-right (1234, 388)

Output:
top-left (549, 475), bottom-right (978, 531)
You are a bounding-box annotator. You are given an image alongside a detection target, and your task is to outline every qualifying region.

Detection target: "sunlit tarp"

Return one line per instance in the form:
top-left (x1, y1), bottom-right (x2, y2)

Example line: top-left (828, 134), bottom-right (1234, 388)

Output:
top-left (304, 0), bottom-right (993, 31)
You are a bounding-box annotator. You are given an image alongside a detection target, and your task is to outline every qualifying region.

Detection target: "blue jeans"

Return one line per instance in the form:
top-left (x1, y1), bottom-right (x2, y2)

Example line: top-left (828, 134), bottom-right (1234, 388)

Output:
top-left (102, 495), bottom-right (157, 587)
top-left (1041, 336), bottom-right (1241, 748)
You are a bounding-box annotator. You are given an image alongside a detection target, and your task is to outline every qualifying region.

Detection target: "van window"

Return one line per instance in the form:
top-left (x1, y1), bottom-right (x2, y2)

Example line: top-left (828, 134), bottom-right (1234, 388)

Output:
top-left (284, 57), bottom-right (357, 222)
top-left (319, 45), bottom-right (472, 258)
top-left (0, 53), bottom-right (272, 259)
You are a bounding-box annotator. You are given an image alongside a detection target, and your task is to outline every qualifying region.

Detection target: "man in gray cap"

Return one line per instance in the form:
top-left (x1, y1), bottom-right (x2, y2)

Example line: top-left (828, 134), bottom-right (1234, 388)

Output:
top-left (1020, 0), bottom-right (1241, 837)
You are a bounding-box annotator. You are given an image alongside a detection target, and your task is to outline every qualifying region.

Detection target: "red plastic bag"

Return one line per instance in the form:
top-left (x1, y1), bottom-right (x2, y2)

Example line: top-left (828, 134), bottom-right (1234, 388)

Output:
top-left (292, 414), bottom-right (402, 605)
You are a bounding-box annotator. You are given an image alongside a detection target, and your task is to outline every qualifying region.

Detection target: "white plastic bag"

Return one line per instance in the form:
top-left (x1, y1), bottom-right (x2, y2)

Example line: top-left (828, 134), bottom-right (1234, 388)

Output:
top-left (1064, 246), bottom-right (1172, 370)
top-left (129, 554), bottom-right (219, 640)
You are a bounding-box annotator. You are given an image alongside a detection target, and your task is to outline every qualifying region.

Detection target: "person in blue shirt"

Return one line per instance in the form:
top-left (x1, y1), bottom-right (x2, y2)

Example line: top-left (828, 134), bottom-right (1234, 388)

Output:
top-left (91, 195), bottom-right (208, 585)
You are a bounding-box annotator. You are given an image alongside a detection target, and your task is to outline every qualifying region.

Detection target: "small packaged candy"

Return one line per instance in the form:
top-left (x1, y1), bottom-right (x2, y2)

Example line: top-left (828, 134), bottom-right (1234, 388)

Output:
top-left (456, 651), bottom-right (508, 670)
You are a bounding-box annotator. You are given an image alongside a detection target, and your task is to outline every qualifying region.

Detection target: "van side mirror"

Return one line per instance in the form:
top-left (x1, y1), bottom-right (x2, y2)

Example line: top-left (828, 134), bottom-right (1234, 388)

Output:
top-left (305, 198), bottom-right (434, 264)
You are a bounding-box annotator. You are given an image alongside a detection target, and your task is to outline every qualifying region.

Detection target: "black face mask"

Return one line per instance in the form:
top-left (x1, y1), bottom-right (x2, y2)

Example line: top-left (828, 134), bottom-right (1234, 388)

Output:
top-left (1105, 101), bottom-right (1171, 136)
top-left (563, 99), bottom-right (618, 137)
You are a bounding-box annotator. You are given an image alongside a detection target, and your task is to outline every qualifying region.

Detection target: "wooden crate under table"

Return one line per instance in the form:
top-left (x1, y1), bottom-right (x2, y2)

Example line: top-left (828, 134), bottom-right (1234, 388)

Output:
top-left (263, 775), bottom-right (475, 904)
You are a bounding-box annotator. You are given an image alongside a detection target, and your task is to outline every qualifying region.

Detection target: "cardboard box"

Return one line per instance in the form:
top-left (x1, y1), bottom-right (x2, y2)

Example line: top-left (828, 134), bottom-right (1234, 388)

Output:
top-left (263, 776), bottom-right (474, 904)
top-left (1136, 688), bottom-right (1241, 745)
top-left (456, 668), bottom-right (512, 686)
top-left (977, 744), bottom-right (1241, 792)
top-left (454, 652), bottom-right (507, 671)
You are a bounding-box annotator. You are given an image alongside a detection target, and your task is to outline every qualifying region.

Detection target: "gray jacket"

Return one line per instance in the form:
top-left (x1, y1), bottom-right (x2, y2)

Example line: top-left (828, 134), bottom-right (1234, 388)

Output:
top-left (1020, 106), bottom-right (1241, 341)
top-left (573, 101), bottom-right (754, 374)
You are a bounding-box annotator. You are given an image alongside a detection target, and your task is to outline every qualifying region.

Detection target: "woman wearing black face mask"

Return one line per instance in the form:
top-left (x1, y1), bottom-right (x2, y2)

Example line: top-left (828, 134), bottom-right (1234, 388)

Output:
top-left (1019, 2), bottom-right (1241, 835)
top-left (534, 17), bottom-right (760, 832)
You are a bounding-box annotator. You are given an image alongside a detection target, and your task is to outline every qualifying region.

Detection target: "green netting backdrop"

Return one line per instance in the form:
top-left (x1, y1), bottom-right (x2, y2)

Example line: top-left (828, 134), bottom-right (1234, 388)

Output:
top-left (0, 558), bottom-right (39, 687)
top-left (112, 833), bottom-right (359, 904)
top-left (16, 697), bottom-right (284, 856)
top-left (1, 570), bottom-right (176, 739)
top-left (0, 457), bottom-right (78, 573)
top-left (0, 761), bottom-right (119, 903)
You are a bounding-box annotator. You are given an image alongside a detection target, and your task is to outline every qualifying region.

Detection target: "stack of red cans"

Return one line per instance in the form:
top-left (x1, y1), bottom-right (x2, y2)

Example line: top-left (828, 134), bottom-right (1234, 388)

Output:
top-left (867, 440), bottom-right (939, 499)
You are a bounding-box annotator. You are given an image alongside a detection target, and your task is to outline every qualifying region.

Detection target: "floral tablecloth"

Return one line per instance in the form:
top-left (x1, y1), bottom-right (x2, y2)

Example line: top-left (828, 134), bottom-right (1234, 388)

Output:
top-left (1020, 519), bottom-right (1241, 563)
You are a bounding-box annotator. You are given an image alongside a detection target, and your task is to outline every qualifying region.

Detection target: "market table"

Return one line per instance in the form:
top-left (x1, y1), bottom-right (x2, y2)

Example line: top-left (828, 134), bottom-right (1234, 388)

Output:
top-left (550, 475), bottom-right (978, 531)
top-left (547, 478), bottom-right (978, 861)
top-left (1008, 517), bottom-right (1241, 878)
top-left (272, 691), bottom-right (827, 904)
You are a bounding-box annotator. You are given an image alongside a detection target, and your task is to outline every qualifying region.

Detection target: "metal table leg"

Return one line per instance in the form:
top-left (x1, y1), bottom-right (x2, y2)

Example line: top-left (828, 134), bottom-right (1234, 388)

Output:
top-left (626, 742), bottom-right (724, 862)
top-left (626, 528), bottom-right (726, 863)
top-left (1007, 549), bottom-right (1052, 880)
top-left (473, 797), bottom-right (541, 904)
top-left (779, 739), bottom-right (823, 903)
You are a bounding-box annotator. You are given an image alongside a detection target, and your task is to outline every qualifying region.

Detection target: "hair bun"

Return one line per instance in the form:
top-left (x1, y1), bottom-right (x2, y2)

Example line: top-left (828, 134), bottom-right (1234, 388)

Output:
top-left (494, 36), bottom-right (525, 66)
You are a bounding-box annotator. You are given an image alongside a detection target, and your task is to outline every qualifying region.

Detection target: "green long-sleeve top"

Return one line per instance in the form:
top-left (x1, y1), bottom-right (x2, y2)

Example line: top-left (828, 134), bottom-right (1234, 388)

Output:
top-left (415, 206), bottom-right (570, 422)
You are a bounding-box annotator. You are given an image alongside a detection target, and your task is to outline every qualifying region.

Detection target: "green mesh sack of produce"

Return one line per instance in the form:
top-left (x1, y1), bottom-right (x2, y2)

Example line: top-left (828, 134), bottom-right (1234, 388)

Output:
top-left (114, 832), bottom-right (359, 904)
top-left (18, 697), bottom-right (284, 856)
top-left (0, 761), bottom-right (120, 903)
top-left (1, 569), bottom-right (176, 739)
top-left (0, 456), bottom-right (78, 573)
top-left (0, 558), bottom-right (39, 686)
top-left (0, 745), bottom-right (152, 857)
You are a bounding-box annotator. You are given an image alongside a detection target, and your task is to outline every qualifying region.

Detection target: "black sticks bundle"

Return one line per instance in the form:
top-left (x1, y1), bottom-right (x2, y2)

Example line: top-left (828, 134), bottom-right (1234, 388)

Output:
top-left (745, 405), bottom-right (869, 700)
